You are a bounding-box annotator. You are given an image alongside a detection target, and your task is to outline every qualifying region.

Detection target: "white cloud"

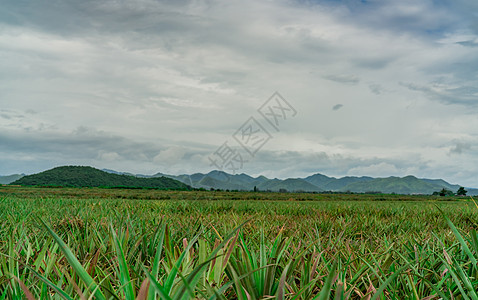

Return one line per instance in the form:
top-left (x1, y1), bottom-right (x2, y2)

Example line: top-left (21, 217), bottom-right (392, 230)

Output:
top-left (98, 151), bottom-right (121, 161)
top-left (153, 146), bottom-right (186, 165)
top-left (347, 163), bottom-right (400, 178)
top-left (1, 0), bottom-right (478, 186)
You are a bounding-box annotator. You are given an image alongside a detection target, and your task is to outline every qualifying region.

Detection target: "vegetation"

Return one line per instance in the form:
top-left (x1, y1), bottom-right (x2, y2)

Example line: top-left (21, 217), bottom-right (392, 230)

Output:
top-left (457, 186), bottom-right (468, 196)
top-left (12, 166), bottom-right (191, 190)
top-left (433, 188), bottom-right (461, 197)
top-left (1, 186), bottom-right (478, 299)
top-left (441, 188), bottom-right (455, 196)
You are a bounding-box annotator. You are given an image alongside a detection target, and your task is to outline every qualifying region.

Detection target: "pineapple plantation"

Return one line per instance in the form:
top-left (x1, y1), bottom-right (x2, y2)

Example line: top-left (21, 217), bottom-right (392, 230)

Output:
top-left (1, 186), bottom-right (478, 299)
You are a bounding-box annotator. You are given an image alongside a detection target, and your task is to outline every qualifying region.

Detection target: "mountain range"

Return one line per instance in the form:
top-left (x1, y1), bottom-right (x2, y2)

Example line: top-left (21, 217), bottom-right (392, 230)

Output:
top-left (152, 170), bottom-right (477, 195)
top-left (3, 166), bottom-right (477, 195)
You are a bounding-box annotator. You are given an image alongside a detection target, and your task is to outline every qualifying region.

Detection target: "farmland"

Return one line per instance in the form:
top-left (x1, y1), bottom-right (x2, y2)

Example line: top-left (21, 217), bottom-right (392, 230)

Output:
top-left (1, 186), bottom-right (478, 299)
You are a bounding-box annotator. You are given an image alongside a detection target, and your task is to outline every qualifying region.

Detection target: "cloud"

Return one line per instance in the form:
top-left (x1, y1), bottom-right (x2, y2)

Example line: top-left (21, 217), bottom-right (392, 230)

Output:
top-left (449, 142), bottom-right (472, 155)
top-left (153, 146), bottom-right (186, 165)
top-left (1, 0), bottom-right (478, 187)
top-left (369, 84), bottom-right (385, 95)
top-left (0, 109), bottom-right (24, 120)
top-left (333, 1), bottom-right (457, 37)
top-left (323, 74), bottom-right (360, 85)
top-left (457, 40), bottom-right (478, 47)
top-left (347, 163), bottom-right (400, 178)
top-left (401, 82), bottom-right (478, 106)
top-left (0, 127), bottom-right (152, 161)
top-left (98, 151), bottom-right (121, 161)
top-left (332, 104), bottom-right (343, 111)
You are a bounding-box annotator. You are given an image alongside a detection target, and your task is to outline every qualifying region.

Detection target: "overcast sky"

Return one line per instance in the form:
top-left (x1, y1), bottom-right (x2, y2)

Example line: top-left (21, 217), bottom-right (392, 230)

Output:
top-left (1, 0), bottom-right (478, 186)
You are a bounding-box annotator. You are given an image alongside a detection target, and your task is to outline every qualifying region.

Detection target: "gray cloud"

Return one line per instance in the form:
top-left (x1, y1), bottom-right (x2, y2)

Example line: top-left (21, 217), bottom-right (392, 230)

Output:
top-left (401, 82), bottom-right (478, 106)
top-left (323, 74), bottom-right (360, 85)
top-left (0, 127), bottom-right (154, 161)
top-left (0, 108), bottom-right (28, 119)
top-left (1, 0), bottom-right (478, 187)
top-left (332, 104), bottom-right (343, 111)
top-left (332, 1), bottom-right (458, 38)
top-left (0, 125), bottom-right (216, 176)
top-left (449, 142), bottom-right (472, 155)
top-left (369, 84), bottom-right (385, 95)
top-left (457, 40), bottom-right (478, 47)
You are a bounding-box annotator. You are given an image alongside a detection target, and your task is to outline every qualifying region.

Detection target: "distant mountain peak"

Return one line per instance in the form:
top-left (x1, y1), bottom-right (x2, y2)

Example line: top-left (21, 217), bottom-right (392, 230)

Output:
top-left (0, 173), bottom-right (25, 184)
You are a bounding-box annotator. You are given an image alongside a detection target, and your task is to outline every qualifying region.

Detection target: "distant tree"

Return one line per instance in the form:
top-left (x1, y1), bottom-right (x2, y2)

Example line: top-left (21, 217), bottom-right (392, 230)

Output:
top-left (253, 186), bottom-right (257, 192)
top-left (439, 188), bottom-right (454, 196)
top-left (279, 188), bottom-right (288, 193)
top-left (457, 186), bottom-right (467, 196)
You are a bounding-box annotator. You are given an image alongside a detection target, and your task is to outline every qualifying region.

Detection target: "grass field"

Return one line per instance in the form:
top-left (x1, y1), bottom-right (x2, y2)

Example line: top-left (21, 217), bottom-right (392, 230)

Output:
top-left (1, 186), bottom-right (478, 299)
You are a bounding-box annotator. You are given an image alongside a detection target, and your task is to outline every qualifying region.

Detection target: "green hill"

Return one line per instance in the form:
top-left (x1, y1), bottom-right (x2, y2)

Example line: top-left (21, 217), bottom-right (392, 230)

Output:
top-left (12, 166), bottom-right (191, 190)
top-left (304, 173), bottom-right (374, 190)
top-left (339, 175), bottom-right (445, 194)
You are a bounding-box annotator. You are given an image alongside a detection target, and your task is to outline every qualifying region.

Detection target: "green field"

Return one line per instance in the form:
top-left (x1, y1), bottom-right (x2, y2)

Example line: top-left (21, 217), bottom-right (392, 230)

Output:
top-left (1, 186), bottom-right (477, 299)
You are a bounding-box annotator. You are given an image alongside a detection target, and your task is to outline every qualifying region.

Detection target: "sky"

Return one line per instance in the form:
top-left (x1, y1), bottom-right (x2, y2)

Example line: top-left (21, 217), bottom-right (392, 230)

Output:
top-left (1, 0), bottom-right (478, 186)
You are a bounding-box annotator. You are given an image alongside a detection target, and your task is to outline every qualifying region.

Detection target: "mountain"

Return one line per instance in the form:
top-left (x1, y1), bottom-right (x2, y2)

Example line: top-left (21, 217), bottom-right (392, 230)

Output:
top-left (304, 174), bottom-right (374, 190)
top-left (12, 166), bottom-right (191, 189)
top-left (467, 188), bottom-right (478, 196)
top-left (158, 171), bottom-right (269, 191)
top-left (0, 174), bottom-right (25, 184)
top-left (152, 171), bottom-right (475, 195)
top-left (337, 175), bottom-right (439, 194)
top-left (257, 178), bottom-right (322, 192)
top-left (10, 165), bottom-right (477, 195)
top-left (102, 168), bottom-right (150, 177)
top-left (421, 178), bottom-right (460, 192)
top-left (101, 168), bottom-right (135, 176)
